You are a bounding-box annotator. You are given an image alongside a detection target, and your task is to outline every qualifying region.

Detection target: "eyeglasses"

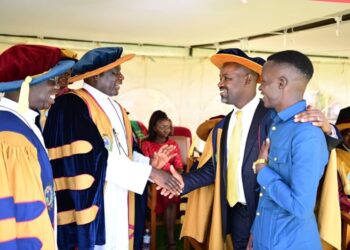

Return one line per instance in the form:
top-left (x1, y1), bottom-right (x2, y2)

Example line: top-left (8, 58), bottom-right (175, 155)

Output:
top-left (48, 76), bottom-right (60, 89)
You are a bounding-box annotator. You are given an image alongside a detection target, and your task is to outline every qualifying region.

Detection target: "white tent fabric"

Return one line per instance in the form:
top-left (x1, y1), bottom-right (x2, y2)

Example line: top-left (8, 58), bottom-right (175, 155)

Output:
top-left (116, 55), bottom-right (350, 133)
top-left (0, 41), bottom-right (349, 135)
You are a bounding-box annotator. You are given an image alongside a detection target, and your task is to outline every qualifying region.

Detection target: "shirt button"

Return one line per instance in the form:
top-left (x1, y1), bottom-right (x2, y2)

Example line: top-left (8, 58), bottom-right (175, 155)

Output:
top-left (274, 157), bottom-right (278, 161)
top-left (256, 212), bottom-right (260, 216)
top-left (259, 192), bottom-right (263, 197)
top-left (272, 126), bottom-right (276, 131)
top-left (262, 186), bottom-right (266, 190)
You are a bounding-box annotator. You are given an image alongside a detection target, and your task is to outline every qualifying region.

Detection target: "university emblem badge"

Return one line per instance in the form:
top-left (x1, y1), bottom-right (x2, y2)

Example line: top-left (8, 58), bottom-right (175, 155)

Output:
top-left (102, 134), bottom-right (112, 151)
top-left (45, 185), bottom-right (54, 210)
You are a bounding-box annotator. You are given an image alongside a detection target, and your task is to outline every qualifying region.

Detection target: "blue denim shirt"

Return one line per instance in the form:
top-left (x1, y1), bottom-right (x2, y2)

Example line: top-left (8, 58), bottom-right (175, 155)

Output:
top-left (252, 100), bottom-right (329, 250)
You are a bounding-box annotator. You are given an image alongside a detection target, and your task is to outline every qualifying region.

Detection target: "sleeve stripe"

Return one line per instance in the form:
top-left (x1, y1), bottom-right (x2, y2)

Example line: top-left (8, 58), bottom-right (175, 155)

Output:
top-left (48, 140), bottom-right (93, 160)
top-left (0, 238), bottom-right (42, 249)
top-left (0, 197), bottom-right (45, 222)
top-left (0, 197), bottom-right (15, 220)
top-left (57, 205), bottom-right (99, 225)
top-left (55, 174), bottom-right (95, 191)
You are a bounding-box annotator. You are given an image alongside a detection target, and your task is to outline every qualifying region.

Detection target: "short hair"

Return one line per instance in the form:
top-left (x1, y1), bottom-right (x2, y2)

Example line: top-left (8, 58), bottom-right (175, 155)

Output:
top-left (267, 50), bottom-right (314, 80)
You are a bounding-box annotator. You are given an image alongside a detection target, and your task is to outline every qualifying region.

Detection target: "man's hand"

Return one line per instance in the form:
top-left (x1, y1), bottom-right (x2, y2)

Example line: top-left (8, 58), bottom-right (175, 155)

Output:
top-left (256, 138), bottom-right (270, 173)
top-left (294, 105), bottom-right (332, 135)
top-left (150, 166), bottom-right (183, 196)
top-left (246, 234), bottom-right (253, 250)
top-left (157, 165), bottom-right (184, 199)
top-left (150, 144), bottom-right (176, 169)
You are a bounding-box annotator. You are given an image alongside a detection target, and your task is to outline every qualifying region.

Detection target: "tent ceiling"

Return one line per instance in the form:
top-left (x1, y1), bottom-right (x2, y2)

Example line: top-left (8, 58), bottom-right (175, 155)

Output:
top-left (1, 0), bottom-right (350, 57)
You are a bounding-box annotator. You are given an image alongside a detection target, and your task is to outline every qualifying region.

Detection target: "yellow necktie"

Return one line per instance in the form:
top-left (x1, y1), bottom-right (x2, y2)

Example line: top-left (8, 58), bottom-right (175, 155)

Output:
top-left (227, 111), bottom-right (242, 207)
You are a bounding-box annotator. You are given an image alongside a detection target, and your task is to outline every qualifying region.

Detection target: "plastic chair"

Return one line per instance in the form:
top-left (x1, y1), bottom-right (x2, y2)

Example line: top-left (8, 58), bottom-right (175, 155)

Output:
top-left (173, 126), bottom-right (192, 144)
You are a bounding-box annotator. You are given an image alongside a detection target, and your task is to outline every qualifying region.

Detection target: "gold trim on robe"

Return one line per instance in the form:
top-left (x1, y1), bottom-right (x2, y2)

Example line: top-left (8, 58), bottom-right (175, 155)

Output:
top-left (48, 140), bottom-right (93, 160)
top-left (57, 205), bottom-right (99, 225)
top-left (55, 174), bottom-right (95, 191)
top-left (317, 149), bottom-right (341, 250)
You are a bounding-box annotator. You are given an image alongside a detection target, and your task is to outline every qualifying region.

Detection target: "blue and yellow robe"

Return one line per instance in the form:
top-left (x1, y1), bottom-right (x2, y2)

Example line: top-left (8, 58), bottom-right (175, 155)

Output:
top-left (0, 111), bottom-right (55, 249)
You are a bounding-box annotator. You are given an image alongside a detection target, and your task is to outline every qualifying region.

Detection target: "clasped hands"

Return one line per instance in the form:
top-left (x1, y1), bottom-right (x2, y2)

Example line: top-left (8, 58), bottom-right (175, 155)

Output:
top-left (149, 144), bottom-right (184, 198)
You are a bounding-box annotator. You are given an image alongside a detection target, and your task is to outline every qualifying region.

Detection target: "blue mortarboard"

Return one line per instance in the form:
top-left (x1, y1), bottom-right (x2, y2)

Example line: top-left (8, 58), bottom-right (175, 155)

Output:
top-left (69, 47), bottom-right (134, 83)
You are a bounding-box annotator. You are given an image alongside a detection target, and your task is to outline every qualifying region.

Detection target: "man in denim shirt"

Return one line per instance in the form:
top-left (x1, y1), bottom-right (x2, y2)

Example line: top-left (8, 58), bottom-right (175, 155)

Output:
top-left (251, 50), bottom-right (329, 249)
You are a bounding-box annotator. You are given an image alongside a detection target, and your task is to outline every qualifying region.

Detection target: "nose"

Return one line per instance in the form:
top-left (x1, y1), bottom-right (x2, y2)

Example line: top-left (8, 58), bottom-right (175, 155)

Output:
top-left (217, 79), bottom-right (224, 88)
top-left (119, 72), bottom-right (124, 80)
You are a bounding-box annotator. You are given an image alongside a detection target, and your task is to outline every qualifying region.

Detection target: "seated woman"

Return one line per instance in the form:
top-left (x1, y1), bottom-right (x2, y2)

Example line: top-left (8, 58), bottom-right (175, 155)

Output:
top-left (141, 110), bottom-right (183, 250)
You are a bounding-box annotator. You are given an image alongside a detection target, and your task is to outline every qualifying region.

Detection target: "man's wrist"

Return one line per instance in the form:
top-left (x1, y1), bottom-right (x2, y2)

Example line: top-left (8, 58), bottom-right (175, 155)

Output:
top-left (326, 124), bottom-right (338, 138)
top-left (253, 158), bottom-right (268, 174)
top-left (323, 124), bottom-right (333, 136)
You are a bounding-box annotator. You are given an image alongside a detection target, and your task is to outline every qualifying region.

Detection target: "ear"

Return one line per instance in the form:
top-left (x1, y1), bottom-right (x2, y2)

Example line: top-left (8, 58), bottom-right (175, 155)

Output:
top-left (278, 76), bottom-right (288, 89)
top-left (91, 75), bottom-right (99, 84)
top-left (244, 73), bottom-right (252, 85)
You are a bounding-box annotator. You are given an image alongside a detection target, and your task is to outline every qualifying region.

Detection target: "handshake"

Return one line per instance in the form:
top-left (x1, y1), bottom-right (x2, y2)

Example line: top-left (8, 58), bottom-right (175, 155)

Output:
top-left (148, 144), bottom-right (184, 198)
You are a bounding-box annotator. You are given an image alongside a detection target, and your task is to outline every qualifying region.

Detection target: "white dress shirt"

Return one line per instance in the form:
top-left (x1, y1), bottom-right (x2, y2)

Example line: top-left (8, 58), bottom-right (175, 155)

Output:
top-left (83, 84), bottom-right (151, 250)
top-left (226, 96), bottom-right (260, 205)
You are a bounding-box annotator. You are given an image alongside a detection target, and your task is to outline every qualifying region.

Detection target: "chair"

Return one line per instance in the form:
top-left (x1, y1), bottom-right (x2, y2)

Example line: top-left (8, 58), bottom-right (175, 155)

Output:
top-left (173, 126), bottom-right (192, 144)
top-left (130, 120), bottom-right (148, 145)
top-left (146, 126), bottom-right (192, 250)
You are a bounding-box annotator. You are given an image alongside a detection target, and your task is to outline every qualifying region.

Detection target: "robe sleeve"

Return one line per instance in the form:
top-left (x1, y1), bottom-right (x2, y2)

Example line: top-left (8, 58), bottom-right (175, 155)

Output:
top-left (43, 93), bottom-right (108, 249)
top-left (0, 132), bottom-right (55, 249)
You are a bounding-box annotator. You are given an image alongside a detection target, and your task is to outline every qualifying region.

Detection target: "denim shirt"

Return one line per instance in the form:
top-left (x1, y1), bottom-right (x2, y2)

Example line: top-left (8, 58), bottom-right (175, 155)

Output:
top-left (252, 100), bottom-right (329, 250)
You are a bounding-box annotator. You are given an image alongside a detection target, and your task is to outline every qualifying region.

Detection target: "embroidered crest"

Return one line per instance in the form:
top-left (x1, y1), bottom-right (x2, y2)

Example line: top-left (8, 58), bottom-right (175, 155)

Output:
top-left (44, 185), bottom-right (54, 210)
top-left (102, 134), bottom-right (112, 151)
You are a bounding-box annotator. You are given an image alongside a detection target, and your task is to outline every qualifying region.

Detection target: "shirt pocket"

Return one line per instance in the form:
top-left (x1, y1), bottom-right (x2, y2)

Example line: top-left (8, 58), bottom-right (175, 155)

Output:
top-left (268, 148), bottom-right (290, 178)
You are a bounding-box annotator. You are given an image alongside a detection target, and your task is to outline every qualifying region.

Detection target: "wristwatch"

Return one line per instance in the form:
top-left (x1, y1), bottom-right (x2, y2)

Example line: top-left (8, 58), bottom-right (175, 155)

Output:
top-left (253, 158), bottom-right (268, 174)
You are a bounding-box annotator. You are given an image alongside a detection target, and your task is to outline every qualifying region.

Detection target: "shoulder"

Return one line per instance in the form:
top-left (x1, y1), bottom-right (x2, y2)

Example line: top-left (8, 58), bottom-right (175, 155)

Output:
top-left (141, 140), bottom-right (152, 148)
top-left (215, 115), bottom-right (229, 130)
top-left (0, 131), bottom-right (40, 170)
top-left (0, 111), bottom-right (21, 126)
top-left (0, 131), bottom-right (35, 149)
top-left (294, 121), bottom-right (323, 135)
top-left (49, 92), bottom-right (90, 117)
top-left (0, 111), bottom-right (33, 135)
top-left (292, 121), bottom-right (326, 146)
top-left (54, 92), bottom-right (87, 109)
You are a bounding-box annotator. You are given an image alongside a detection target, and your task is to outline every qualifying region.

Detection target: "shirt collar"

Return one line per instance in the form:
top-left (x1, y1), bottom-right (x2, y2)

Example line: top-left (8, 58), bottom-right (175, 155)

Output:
top-left (275, 100), bottom-right (307, 122)
top-left (232, 95), bottom-right (260, 114)
top-left (83, 82), bottom-right (110, 102)
top-left (0, 97), bottom-right (39, 124)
